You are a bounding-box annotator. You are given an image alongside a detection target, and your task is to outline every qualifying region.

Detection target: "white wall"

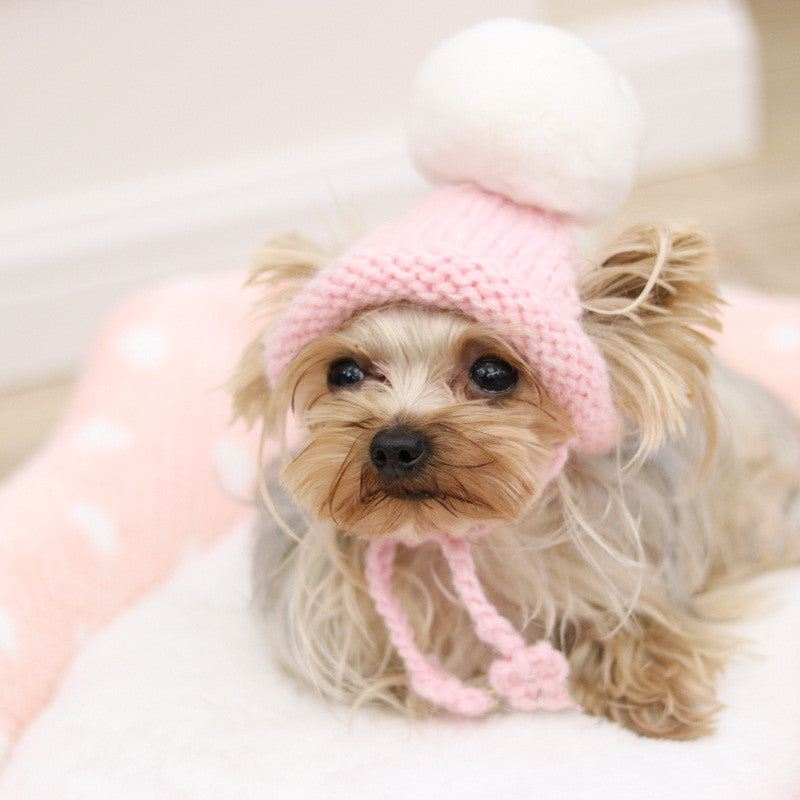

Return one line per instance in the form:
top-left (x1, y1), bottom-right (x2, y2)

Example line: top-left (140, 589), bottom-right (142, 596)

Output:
top-left (0, 0), bottom-right (760, 389)
top-left (547, 0), bottom-right (694, 23)
top-left (0, 0), bottom-right (540, 208)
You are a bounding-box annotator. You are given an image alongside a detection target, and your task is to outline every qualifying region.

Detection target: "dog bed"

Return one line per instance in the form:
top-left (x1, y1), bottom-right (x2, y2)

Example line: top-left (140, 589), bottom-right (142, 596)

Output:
top-left (0, 274), bottom-right (798, 799)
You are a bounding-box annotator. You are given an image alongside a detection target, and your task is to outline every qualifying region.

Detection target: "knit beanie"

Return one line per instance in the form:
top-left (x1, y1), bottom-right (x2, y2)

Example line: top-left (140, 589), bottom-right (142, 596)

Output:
top-left (265, 18), bottom-right (643, 454)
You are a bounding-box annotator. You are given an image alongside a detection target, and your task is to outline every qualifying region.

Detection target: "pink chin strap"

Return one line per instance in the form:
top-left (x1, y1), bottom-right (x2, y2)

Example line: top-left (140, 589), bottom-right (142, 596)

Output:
top-left (363, 444), bottom-right (574, 716)
top-left (365, 532), bottom-right (573, 715)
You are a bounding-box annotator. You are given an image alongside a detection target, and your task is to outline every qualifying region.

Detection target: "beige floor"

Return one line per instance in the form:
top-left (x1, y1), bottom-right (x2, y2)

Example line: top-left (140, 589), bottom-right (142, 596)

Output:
top-left (1, 0), bottom-right (798, 481)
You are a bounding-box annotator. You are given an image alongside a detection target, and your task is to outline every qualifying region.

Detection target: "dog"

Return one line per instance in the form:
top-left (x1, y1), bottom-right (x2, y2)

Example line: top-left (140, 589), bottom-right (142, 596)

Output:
top-left (229, 18), bottom-right (800, 740)
top-left (230, 222), bottom-right (800, 740)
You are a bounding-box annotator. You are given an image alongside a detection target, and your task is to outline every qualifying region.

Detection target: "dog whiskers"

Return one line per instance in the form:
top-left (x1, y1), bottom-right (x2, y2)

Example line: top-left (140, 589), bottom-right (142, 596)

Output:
top-left (327, 434), bottom-right (368, 524)
top-left (290, 357), bottom-right (329, 414)
top-left (304, 391), bottom-right (328, 412)
top-left (345, 419), bottom-right (380, 431)
top-left (435, 458), bottom-right (495, 470)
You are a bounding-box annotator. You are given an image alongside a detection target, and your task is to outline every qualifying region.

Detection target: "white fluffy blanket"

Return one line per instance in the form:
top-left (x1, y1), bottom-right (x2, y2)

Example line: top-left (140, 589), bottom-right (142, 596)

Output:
top-left (2, 522), bottom-right (798, 800)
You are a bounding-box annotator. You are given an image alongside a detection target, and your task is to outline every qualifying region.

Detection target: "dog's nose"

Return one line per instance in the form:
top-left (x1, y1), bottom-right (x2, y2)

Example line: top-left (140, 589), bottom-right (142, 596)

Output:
top-left (370, 427), bottom-right (429, 478)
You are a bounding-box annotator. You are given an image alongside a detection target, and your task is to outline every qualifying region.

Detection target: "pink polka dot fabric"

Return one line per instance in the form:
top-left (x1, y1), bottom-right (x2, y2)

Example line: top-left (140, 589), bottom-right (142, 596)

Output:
top-left (715, 286), bottom-right (800, 415)
top-left (0, 273), bottom-right (261, 750)
top-left (0, 272), bottom-right (797, 757)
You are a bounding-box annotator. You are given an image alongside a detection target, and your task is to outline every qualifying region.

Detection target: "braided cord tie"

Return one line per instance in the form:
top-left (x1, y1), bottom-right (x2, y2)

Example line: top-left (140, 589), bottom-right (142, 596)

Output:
top-left (438, 534), bottom-right (573, 712)
top-left (364, 530), bottom-right (575, 715)
top-left (364, 537), bottom-right (488, 715)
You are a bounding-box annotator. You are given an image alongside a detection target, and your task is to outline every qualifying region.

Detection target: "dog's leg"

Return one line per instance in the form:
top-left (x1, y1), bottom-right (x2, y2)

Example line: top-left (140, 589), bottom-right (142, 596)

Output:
top-left (565, 613), bottom-right (729, 740)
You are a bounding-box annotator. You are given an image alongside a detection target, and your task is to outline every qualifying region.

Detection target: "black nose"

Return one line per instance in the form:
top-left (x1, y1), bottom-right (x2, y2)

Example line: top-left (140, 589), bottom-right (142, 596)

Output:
top-left (370, 427), bottom-right (429, 479)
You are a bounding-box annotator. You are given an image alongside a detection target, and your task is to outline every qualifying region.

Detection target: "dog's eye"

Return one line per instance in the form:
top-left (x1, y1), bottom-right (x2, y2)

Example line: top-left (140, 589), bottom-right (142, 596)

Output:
top-left (328, 358), bottom-right (365, 388)
top-left (469, 357), bottom-right (518, 394)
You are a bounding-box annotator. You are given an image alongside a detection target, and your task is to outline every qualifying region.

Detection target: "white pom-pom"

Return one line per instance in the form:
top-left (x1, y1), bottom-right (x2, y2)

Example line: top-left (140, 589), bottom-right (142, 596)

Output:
top-left (407, 19), bottom-right (643, 224)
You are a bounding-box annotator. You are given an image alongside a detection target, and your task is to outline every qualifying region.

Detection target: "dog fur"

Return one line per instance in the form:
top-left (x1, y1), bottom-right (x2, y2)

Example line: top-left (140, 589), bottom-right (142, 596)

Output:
top-left (230, 223), bottom-right (800, 740)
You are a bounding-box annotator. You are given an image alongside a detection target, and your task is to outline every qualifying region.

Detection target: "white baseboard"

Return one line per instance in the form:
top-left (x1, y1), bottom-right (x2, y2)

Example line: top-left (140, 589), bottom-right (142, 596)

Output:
top-left (0, 0), bottom-right (760, 390)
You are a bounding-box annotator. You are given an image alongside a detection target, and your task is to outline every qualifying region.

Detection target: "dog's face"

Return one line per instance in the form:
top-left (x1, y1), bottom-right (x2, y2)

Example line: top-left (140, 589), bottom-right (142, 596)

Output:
top-left (269, 305), bottom-right (575, 539)
top-left (233, 224), bottom-right (721, 542)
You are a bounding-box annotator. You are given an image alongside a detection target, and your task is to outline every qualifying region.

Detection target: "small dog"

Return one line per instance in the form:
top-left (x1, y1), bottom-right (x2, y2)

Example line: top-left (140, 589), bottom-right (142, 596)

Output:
top-left (231, 223), bottom-right (800, 740)
top-left (230, 18), bottom-right (800, 740)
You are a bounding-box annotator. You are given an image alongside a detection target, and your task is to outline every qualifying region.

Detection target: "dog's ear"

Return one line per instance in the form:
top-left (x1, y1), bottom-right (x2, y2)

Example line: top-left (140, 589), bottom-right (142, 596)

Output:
top-left (229, 234), bottom-right (329, 428)
top-left (579, 223), bottom-right (723, 455)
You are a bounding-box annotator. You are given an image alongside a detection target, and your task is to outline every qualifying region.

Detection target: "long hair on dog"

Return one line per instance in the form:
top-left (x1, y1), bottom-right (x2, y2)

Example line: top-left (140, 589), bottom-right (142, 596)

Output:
top-left (230, 224), bottom-right (800, 739)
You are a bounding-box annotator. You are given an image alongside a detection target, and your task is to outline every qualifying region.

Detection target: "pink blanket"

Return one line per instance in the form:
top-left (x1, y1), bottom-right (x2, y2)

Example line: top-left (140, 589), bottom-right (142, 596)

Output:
top-left (0, 274), bottom-right (798, 758)
top-left (0, 274), bottom-right (262, 752)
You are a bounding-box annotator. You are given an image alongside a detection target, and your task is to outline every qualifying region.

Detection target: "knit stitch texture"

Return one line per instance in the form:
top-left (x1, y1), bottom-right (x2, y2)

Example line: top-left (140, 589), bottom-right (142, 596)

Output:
top-left (265, 183), bottom-right (619, 453)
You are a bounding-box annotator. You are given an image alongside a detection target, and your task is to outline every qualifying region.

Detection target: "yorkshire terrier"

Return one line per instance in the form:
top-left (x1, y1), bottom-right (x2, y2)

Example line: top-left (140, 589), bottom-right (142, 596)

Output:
top-left (228, 20), bottom-right (800, 740)
top-left (230, 223), bottom-right (800, 740)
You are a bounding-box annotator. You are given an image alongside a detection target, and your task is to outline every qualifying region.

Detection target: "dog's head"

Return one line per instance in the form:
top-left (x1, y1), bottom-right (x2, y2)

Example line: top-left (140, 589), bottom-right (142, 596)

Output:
top-left (231, 223), bottom-right (721, 540)
top-left (264, 303), bottom-right (574, 538)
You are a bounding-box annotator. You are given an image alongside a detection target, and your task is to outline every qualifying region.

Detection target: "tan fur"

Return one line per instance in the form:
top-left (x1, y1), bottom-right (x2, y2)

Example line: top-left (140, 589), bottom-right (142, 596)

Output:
top-left (233, 223), bottom-right (800, 740)
top-left (580, 223), bottom-right (722, 461)
top-left (228, 234), bottom-right (330, 427)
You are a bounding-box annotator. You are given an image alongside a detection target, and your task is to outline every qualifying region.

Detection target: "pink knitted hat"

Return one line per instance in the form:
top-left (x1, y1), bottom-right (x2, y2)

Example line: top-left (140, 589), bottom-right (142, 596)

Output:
top-left (265, 19), bottom-right (642, 454)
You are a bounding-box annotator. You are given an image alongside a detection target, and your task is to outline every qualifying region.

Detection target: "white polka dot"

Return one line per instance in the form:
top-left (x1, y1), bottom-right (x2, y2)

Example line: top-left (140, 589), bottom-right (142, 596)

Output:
top-left (769, 323), bottom-right (800, 354)
top-left (0, 609), bottom-right (18, 658)
top-left (212, 439), bottom-right (256, 498)
top-left (76, 417), bottom-right (133, 451)
top-left (117, 326), bottom-right (170, 366)
top-left (70, 502), bottom-right (120, 554)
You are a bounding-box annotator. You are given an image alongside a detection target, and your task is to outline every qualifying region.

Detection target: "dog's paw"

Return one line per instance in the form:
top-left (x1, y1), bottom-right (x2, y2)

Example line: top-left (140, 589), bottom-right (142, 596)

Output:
top-left (566, 616), bottom-right (726, 740)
